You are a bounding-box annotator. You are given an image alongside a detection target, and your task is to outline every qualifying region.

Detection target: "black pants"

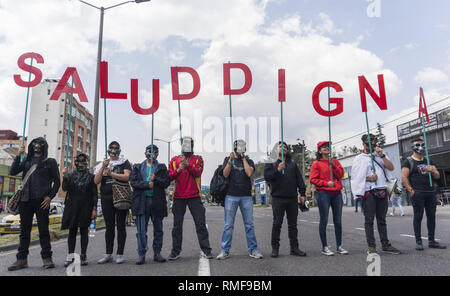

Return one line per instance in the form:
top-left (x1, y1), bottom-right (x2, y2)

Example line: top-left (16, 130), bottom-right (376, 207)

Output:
top-left (362, 191), bottom-right (390, 248)
top-left (101, 195), bottom-right (128, 255)
top-left (411, 191), bottom-right (437, 242)
top-left (271, 196), bottom-right (299, 250)
top-left (68, 227), bottom-right (89, 255)
top-left (171, 197), bottom-right (211, 255)
top-left (17, 199), bottom-right (52, 260)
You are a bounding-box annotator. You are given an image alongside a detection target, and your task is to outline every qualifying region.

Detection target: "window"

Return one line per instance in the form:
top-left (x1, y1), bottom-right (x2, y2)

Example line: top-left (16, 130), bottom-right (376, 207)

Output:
top-left (46, 104), bottom-right (49, 111)
top-left (0, 176), bottom-right (4, 186)
top-left (44, 119), bottom-right (48, 126)
top-left (444, 128), bottom-right (450, 142)
top-left (401, 140), bottom-right (412, 153)
top-left (47, 89), bottom-right (51, 95)
top-left (427, 131), bottom-right (442, 149)
top-left (9, 178), bottom-right (15, 192)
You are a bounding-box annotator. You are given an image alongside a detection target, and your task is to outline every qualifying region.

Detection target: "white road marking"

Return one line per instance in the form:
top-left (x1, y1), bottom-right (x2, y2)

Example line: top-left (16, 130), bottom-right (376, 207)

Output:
top-left (299, 219), bottom-right (308, 222)
top-left (311, 221), bottom-right (320, 224)
top-left (440, 219), bottom-right (450, 222)
top-left (400, 234), bottom-right (440, 241)
top-left (198, 223), bottom-right (211, 276)
top-left (355, 227), bottom-right (376, 232)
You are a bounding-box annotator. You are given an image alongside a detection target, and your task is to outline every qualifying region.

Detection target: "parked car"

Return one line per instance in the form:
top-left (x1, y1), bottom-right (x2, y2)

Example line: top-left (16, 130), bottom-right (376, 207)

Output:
top-left (0, 203), bottom-right (64, 235)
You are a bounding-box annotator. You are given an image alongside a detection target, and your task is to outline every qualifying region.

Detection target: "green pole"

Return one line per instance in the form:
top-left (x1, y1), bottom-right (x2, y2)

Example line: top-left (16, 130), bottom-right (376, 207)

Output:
top-left (364, 112), bottom-right (377, 185)
top-left (104, 95), bottom-right (108, 159)
top-left (65, 79), bottom-right (74, 168)
top-left (20, 57), bottom-right (34, 162)
top-left (421, 115), bottom-right (433, 187)
top-left (280, 101), bottom-right (284, 174)
top-left (177, 99), bottom-right (182, 154)
top-left (228, 62), bottom-right (234, 165)
top-left (328, 85), bottom-right (333, 182)
top-left (151, 113), bottom-right (154, 168)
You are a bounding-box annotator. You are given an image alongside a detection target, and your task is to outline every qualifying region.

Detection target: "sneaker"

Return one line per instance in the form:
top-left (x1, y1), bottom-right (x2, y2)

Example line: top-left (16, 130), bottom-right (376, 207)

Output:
top-left (136, 256), bottom-right (145, 265)
top-left (7, 259), bottom-right (28, 271)
top-left (382, 244), bottom-right (401, 254)
top-left (290, 248), bottom-right (307, 257)
top-left (401, 213), bottom-right (405, 216)
top-left (249, 251), bottom-right (263, 259)
top-left (416, 242), bottom-right (424, 251)
top-left (270, 249), bottom-right (279, 258)
top-left (168, 252), bottom-right (181, 261)
top-left (321, 246), bottom-right (334, 256)
top-left (367, 246), bottom-right (377, 254)
top-left (115, 255), bottom-right (125, 264)
top-left (336, 246), bottom-right (349, 255)
top-left (97, 255), bottom-right (113, 264)
top-left (80, 254), bottom-right (88, 266)
top-left (216, 252), bottom-right (230, 260)
top-left (201, 250), bottom-right (214, 259)
top-left (154, 253), bottom-right (167, 263)
top-left (42, 257), bottom-right (55, 269)
top-left (390, 212), bottom-right (394, 216)
top-left (429, 240), bottom-right (446, 249)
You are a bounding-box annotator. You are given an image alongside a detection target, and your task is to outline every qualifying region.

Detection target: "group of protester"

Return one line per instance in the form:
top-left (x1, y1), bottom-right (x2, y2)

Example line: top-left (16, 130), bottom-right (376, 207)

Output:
top-left (5, 133), bottom-right (446, 271)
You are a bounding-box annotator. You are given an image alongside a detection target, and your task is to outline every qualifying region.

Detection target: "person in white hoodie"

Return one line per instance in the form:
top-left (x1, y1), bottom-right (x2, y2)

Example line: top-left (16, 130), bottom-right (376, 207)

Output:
top-left (351, 134), bottom-right (401, 255)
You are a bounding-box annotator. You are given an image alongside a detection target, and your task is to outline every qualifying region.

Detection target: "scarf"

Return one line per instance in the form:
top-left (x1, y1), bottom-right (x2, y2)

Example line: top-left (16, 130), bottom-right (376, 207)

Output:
top-left (70, 169), bottom-right (91, 193)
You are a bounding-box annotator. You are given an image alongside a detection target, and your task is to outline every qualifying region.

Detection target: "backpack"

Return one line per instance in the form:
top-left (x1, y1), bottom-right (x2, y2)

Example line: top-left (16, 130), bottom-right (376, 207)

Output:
top-left (210, 164), bottom-right (228, 207)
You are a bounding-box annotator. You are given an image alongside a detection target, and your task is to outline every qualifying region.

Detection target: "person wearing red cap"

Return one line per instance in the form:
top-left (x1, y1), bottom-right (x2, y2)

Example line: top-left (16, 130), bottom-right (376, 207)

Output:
top-left (310, 141), bottom-right (348, 256)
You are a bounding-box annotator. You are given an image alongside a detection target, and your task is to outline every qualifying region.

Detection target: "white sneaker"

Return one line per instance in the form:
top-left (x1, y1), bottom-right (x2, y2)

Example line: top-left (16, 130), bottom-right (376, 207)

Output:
top-left (97, 255), bottom-right (113, 264)
top-left (115, 255), bottom-right (125, 264)
top-left (336, 246), bottom-right (349, 255)
top-left (249, 251), bottom-right (263, 259)
top-left (216, 252), bottom-right (230, 260)
top-left (390, 212), bottom-right (394, 216)
top-left (321, 246), bottom-right (334, 256)
top-left (401, 213), bottom-right (405, 216)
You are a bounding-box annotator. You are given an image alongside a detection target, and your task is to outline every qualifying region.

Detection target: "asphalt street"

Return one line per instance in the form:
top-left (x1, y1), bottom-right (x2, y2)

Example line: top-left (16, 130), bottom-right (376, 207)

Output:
top-left (0, 204), bottom-right (449, 276)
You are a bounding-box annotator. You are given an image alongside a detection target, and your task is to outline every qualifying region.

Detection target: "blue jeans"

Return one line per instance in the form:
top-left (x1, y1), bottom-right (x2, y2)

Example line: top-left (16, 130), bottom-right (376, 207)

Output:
top-left (221, 195), bottom-right (258, 253)
top-left (317, 191), bottom-right (343, 248)
top-left (136, 198), bottom-right (164, 256)
top-left (261, 195), bottom-right (266, 205)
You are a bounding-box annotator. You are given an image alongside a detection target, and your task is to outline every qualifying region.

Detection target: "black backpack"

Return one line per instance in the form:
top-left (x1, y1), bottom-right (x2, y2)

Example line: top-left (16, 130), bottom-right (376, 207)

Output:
top-left (210, 164), bottom-right (228, 207)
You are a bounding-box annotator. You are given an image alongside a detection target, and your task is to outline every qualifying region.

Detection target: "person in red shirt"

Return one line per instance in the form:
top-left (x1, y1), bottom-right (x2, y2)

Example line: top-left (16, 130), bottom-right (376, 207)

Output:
top-left (310, 141), bottom-right (348, 256)
top-left (168, 137), bottom-right (213, 260)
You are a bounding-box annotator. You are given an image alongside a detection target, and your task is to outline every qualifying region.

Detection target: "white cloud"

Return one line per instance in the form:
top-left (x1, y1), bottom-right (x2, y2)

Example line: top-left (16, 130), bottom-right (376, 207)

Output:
top-left (415, 67), bottom-right (448, 84)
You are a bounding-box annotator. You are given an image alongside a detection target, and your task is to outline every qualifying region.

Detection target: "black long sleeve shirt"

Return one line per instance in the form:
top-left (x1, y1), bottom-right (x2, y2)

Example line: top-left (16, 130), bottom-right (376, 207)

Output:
top-left (264, 158), bottom-right (306, 198)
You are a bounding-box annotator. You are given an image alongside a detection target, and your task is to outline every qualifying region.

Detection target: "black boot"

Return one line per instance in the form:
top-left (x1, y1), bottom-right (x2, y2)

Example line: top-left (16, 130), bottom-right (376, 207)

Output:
top-left (270, 249), bottom-right (279, 258)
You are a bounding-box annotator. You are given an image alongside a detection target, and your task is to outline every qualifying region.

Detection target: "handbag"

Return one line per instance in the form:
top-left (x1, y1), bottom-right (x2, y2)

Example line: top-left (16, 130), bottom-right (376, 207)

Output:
top-left (112, 179), bottom-right (132, 210)
top-left (373, 158), bottom-right (398, 199)
top-left (7, 161), bottom-right (41, 215)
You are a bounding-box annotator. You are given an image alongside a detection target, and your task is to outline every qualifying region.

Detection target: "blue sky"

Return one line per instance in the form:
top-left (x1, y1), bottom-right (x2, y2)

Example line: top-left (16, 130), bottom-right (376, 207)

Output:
top-left (1, 0), bottom-right (449, 182)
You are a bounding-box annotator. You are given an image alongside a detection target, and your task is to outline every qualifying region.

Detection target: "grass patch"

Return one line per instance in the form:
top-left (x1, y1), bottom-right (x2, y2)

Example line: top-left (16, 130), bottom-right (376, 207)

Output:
top-left (0, 217), bottom-right (105, 247)
top-left (254, 205), bottom-right (270, 208)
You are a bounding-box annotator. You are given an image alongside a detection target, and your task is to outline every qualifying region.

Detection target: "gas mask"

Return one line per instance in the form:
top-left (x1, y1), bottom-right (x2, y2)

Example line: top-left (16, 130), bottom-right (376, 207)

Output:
top-left (412, 142), bottom-right (425, 155)
top-left (181, 137), bottom-right (193, 154)
top-left (145, 145), bottom-right (159, 161)
top-left (32, 140), bottom-right (44, 154)
top-left (234, 139), bottom-right (246, 158)
top-left (107, 146), bottom-right (121, 157)
top-left (74, 155), bottom-right (88, 171)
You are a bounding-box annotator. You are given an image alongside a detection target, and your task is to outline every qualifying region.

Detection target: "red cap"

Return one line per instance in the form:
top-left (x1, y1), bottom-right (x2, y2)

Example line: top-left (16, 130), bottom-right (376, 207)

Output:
top-left (317, 141), bottom-right (329, 151)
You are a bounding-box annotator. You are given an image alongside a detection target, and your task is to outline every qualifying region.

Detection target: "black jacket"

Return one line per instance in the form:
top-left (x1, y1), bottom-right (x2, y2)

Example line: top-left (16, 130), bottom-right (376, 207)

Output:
top-left (9, 137), bottom-right (61, 201)
top-left (264, 157), bottom-right (306, 198)
top-left (130, 160), bottom-right (170, 218)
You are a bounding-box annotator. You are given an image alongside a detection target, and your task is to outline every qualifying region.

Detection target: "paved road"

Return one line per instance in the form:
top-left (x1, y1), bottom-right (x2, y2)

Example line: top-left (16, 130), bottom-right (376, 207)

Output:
top-left (1, 204), bottom-right (449, 276)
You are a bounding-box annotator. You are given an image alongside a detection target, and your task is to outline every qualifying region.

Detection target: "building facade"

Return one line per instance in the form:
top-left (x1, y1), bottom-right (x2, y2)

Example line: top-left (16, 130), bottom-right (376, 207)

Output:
top-left (27, 79), bottom-right (93, 197)
top-left (397, 106), bottom-right (450, 191)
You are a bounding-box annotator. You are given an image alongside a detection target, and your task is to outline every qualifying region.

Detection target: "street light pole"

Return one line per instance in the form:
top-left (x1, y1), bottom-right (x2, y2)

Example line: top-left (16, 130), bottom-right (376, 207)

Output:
top-left (79, 0), bottom-right (151, 168)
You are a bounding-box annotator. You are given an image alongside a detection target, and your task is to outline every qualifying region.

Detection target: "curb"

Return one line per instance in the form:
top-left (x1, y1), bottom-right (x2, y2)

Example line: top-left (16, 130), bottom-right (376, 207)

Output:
top-left (0, 226), bottom-right (106, 253)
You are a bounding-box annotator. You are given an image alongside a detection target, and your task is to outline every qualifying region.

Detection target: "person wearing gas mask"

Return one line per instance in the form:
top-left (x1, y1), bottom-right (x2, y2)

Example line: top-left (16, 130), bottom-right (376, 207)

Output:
top-left (216, 140), bottom-right (263, 260)
top-left (351, 134), bottom-right (401, 255)
top-left (264, 141), bottom-right (307, 258)
top-left (94, 141), bottom-right (132, 264)
top-left (61, 153), bottom-right (98, 267)
top-left (168, 136), bottom-right (213, 260)
top-left (401, 137), bottom-right (446, 251)
top-left (130, 145), bottom-right (170, 265)
top-left (8, 137), bottom-right (60, 271)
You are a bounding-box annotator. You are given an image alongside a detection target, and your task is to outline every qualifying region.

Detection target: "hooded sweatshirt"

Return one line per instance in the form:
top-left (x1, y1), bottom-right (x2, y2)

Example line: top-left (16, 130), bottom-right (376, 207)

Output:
top-left (9, 137), bottom-right (60, 201)
top-left (309, 158), bottom-right (344, 193)
top-left (264, 155), bottom-right (306, 198)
